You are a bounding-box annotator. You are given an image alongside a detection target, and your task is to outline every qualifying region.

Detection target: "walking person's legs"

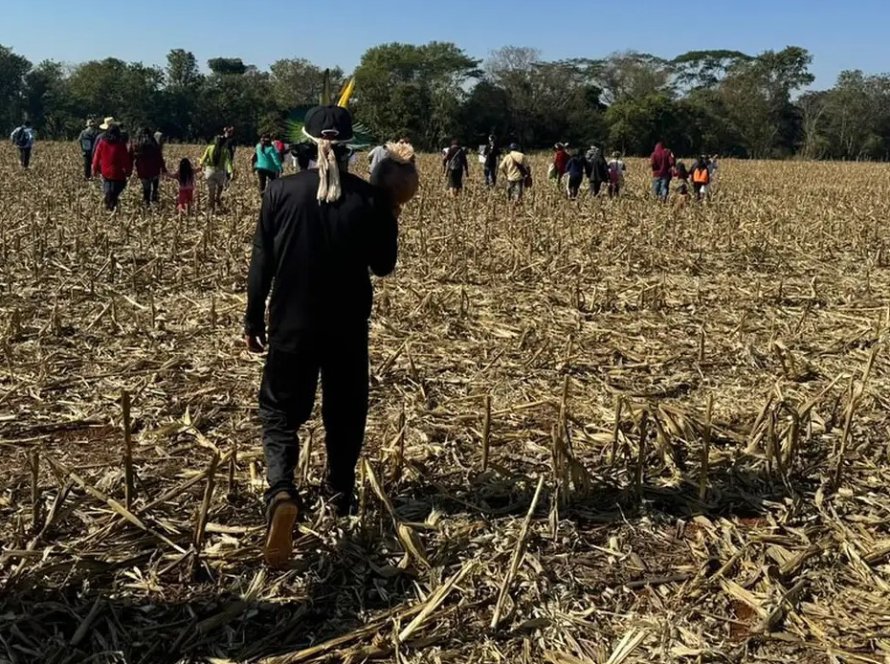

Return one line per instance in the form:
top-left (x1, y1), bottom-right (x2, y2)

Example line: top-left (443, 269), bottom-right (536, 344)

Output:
top-left (112, 180), bottom-right (126, 209)
top-left (19, 148), bottom-right (31, 169)
top-left (103, 180), bottom-right (125, 210)
top-left (151, 177), bottom-right (160, 203)
top-left (207, 172), bottom-right (224, 210)
top-left (83, 152), bottom-right (92, 180)
top-left (257, 169), bottom-right (268, 193)
top-left (258, 339), bottom-right (320, 567)
top-left (320, 325), bottom-right (369, 514)
top-left (568, 176), bottom-right (582, 200)
top-left (102, 179), bottom-right (115, 210)
top-left (141, 178), bottom-right (152, 205)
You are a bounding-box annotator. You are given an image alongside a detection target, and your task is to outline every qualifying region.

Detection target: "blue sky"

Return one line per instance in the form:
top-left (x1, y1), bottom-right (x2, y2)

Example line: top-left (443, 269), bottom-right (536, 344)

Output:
top-left (2, 0), bottom-right (888, 88)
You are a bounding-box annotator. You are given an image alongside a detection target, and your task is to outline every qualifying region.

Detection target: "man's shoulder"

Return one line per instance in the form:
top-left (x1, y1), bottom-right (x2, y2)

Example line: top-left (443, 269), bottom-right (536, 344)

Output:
top-left (269, 171), bottom-right (377, 199)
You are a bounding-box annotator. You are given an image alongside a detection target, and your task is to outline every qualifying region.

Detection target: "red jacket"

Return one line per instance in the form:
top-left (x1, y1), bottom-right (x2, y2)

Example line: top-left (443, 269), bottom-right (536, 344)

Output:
top-left (553, 148), bottom-right (570, 175)
top-left (92, 139), bottom-right (133, 180)
top-left (130, 143), bottom-right (166, 179)
top-left (650, 143), bottom-right (674, 178)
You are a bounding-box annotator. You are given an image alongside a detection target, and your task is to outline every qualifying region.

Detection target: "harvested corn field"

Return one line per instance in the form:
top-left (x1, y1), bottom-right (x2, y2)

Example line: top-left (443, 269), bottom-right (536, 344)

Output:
top-left (2, 144), bottom-right (890, 663)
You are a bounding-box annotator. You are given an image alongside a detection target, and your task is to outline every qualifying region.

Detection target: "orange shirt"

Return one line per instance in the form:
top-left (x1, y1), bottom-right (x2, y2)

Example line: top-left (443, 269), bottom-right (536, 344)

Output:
top-left (693, 167), bottom-right (710, 184)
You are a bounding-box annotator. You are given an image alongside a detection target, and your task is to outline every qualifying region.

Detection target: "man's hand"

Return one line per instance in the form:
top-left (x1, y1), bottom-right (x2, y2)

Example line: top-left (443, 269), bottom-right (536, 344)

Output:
top-left (244, 333), bottom-right (266, 353)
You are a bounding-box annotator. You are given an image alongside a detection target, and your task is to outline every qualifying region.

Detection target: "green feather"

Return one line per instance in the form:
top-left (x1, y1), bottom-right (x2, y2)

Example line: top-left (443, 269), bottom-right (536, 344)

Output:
top-left (320, 69), bottom-right (331, 106)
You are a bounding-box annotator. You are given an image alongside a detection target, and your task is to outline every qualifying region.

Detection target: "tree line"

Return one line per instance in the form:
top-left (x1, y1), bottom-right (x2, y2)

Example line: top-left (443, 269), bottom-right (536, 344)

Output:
top-left (1, 41), bottom-right (888, 159)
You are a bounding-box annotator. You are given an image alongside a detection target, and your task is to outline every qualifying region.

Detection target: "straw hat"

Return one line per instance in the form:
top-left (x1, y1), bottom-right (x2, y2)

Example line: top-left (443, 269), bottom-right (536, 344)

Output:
top-left (100, 116), bottom-right (118, 130)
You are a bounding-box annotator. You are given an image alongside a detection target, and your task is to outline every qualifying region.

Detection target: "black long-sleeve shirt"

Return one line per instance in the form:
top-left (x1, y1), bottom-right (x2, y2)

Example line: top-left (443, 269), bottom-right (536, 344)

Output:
top-left (244, 171), bottom-right (398, 350)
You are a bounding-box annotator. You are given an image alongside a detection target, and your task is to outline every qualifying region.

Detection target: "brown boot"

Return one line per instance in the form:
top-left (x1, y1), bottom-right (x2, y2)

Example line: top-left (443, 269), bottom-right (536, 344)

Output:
top-left (263, 491), bottom-right (299, 569)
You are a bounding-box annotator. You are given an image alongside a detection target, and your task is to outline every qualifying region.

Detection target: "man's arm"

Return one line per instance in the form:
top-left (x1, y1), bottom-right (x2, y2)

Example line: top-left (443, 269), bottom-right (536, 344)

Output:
top-left (91, 141), bottom-right (102, 176)
top-left (367, 194), bottom-right (399, 277)
top-left (244, 192), bottom-right (277, 350)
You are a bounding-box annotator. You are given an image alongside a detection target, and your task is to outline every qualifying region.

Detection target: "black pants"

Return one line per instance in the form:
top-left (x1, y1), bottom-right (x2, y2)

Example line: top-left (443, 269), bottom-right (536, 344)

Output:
top-left (103, 179), bottom-right (127, 210)
top-left (567, 175), bottom-right (583, 199)
top-left (82, 152), bottom-right (92, 179)
top-left (18, 147), bottom-right (31, 168)
top-left (259, 326), bottom-right (369, 506)
top-left (484, 166), bottom-right (497, 187)
top-left (608, 183), bottom-right (621, 197)
top-left (590, 179), bottom-right (603, 196)
top-left (257, 169), bottom-right (277, 192)
top-left (141, 177), bottom-right (160, 204)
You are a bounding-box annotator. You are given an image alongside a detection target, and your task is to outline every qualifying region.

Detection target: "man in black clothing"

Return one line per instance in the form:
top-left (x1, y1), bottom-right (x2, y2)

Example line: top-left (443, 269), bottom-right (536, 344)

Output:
top-left (244, 105), bottom-right (400, 569)
top-left (483, 135), bottom-right (501, 187)
top-left (442, 139), bottom-right (469, 196)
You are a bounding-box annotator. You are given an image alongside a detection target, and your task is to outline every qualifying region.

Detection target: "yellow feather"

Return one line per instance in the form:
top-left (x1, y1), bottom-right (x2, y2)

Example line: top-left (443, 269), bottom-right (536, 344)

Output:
top-left (337, 77), bottom-right (356, 108)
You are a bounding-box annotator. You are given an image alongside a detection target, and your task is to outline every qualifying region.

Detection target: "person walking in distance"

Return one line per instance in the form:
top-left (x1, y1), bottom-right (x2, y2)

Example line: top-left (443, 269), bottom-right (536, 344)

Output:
top-left (650, 141), bottom-right (673, 202)
top-left (244, 104), bottom-right (406, 569)
top-left (252, 134), bottom-right (283, 193)
top-left (10, 121), bottom-right (35, 169)
top-left (223, 126), bottom-right (237, 186)
top-left (483, 135), bottom-right (502, 188)
top-left (130, 127), bottom-right (167, 205)
top-left (692, 156), bottom-right (711, 201)
top-left (78, 119), bottom-right (100, 180)
top-left (442, 139), bottom-right (469, 196)
top-left (167, 158), bottom-right (196, 215)
top-left (499, 142), bottom-right (531, 203)
top-left (552, 142), bottom-right (570, 186)
top-left (585, 145), bottom-right (609, 196)
top-left (607, 152), bottom-right (626, 197)
top-left (199, 134), bottom-right (233, 211)
top-left (91, 124), bottom-right (132, 211)
top-left (565, 149), bottom-right (588, 200)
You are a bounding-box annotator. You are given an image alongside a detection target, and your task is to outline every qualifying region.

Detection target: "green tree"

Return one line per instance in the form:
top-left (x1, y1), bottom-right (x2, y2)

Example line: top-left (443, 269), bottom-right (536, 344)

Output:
top-left (605, 93), bottom-right (678, 154)
top-left (354, 42), bottom-right (480, 148)
top-left (66, 58), bottom-right (164, 131)
top-left (161, 49), bottom-right (203, 139)
top-left (485, 48), bottom-right (607, 148)
top-left (269, 59), bottom-right (344, 109)
top-left (672, 50), bottom-right (752, 91)
top-left (197, 68), bottom-right (273, 141)
top-left (719, 46), bottom-right (814, 157)
top-left (589, 51), bottom-right (673, 104)
top-left (458, 80), bottom-right (512, 144)
top-left (0, 45), bottom-right (31, 130)
top-left (23, 60), bottom-right (75, 137)
top-left (207, 58), bottom-right (247, 76)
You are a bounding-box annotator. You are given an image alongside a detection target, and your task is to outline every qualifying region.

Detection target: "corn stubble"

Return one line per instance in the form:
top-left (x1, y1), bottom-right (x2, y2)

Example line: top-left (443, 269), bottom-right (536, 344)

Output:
top-left (1, 146), bottom-right (890, 662)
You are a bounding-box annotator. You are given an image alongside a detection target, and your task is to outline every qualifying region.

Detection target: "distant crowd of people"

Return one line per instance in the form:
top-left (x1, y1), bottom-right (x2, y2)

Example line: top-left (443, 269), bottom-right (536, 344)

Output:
top-left (649, 142), bottom-right (718, 204)
top-left (9, 118), bottom-right (332, 213)
top-left (418, 136), bottom-right (720, 204)
top-left (10, 118), bottom-right (720, 211)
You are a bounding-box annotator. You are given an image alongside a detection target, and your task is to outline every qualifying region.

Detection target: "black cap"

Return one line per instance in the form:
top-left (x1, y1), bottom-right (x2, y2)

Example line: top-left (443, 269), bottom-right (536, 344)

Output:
top-left (303, 105), bottom-right (353, 142)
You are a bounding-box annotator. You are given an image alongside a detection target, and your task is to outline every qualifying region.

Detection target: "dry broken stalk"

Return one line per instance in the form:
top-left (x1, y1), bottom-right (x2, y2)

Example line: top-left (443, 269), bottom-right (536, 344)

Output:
top-left (699, 394), bottom-right (713, 502)
top-left (481, 393), bottom-right (492, 472)
top-left (121, 390), bottom-right (135, 510)
top-left (491, 475), bottom-right (546, 629)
